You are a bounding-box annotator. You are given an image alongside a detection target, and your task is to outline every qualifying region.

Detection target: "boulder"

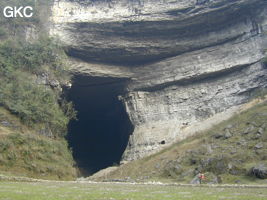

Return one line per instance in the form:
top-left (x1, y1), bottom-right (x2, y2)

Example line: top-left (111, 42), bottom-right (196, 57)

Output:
top-left (1, 121), bottom-right (12, 127)
top-left (254, 143), bottom-right (264, 150)
top-left (258, 127), bottom-right (264, 135)
top-left (242, 125), bottom-right (256, 135)
top-left (214, 133), bottom-right (224, 139)
top-left (201, 156), bottom-right (229, 174)
top-left (249, 164), bottom-right (267, 179)
top-left (224, 130), bottom-right (232, 139)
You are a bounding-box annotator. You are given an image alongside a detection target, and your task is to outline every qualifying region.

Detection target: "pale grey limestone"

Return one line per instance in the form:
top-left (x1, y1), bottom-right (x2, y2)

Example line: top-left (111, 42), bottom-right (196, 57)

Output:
top-left (49, 0), bottom-right (267, 160)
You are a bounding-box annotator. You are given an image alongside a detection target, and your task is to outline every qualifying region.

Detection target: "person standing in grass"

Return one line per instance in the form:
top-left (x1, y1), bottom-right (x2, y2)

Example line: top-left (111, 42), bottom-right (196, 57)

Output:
top-left (198, 172), bottom-right (205, 184)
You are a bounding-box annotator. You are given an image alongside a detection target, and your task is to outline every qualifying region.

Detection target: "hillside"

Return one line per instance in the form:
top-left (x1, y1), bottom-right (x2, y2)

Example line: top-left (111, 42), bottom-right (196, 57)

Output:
top-left (91, 96), bottom-right (267, 184)
top-left (0, 0), bottom-right (77, 179)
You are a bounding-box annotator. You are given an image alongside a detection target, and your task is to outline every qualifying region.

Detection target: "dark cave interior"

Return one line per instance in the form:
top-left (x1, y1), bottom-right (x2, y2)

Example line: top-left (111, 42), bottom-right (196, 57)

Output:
top-left (66, 75), bottom-right (133, 176)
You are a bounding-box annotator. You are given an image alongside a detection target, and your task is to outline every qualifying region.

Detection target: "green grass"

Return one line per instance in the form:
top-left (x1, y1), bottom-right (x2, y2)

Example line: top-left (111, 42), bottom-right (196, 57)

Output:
top-left (0, 181), bottom-right (266, 200)
top-left (0, 132), bottom-right (76, 180)
top-left (0, 107), bottom-right (76, 180)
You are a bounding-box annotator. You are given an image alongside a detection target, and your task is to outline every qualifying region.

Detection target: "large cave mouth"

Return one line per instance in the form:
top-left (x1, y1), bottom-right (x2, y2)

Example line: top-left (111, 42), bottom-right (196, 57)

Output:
top-left (66, 75), bottom-right (133, 176)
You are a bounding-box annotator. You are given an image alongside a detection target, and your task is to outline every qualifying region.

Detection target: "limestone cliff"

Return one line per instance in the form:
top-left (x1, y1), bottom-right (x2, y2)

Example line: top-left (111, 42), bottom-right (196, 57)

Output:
top-left (50, 0), bottom-right (267, 160)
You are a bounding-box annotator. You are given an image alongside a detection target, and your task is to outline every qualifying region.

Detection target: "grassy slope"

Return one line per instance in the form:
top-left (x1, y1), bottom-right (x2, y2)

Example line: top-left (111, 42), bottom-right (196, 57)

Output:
top-left (99, 99), bottom-right (267, 184)
top-left (0, 108), bottom-right (76, 180)
top-left (0, 0), bottom-right (76, 179)
top-left (0, 181), bottom-right (266, 200)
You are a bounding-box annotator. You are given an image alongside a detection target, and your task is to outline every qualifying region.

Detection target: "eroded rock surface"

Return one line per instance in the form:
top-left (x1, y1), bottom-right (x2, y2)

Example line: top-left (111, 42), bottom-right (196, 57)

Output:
top-left (50, 0), bottom-right (267, 160)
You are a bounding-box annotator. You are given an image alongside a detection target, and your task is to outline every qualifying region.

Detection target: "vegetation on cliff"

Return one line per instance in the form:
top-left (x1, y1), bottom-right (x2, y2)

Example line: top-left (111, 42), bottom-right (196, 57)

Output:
top-left (0, 38), bottom-right (76, 137)
top-left (0, 0), bottom-right (75, 137)
top-left (0, 0), bottom-right (76, 179)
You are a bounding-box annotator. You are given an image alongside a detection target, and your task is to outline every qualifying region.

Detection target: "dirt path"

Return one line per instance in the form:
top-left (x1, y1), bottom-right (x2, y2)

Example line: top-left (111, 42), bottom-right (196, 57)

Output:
top-left (1, 174), bottom-right (267, 189)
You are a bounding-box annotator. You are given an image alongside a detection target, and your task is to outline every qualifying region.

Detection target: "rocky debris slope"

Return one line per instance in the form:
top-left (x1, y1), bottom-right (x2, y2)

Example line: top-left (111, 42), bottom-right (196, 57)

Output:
top-left (92, 100), bottom-right (267, 184)
top-left (50, 0), bottom-right (267, 160)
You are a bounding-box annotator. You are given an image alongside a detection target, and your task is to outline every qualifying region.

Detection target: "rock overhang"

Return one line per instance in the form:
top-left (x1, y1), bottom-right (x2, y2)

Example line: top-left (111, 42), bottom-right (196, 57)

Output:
top-left (50, 0), bottom-right (267, 66)
top-left (49, 0), bottom-right (267, 161)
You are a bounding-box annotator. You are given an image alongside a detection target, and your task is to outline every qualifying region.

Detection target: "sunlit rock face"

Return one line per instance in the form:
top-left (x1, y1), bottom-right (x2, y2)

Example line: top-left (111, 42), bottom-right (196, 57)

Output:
top-left (50, 0), bottom-right (267, 160)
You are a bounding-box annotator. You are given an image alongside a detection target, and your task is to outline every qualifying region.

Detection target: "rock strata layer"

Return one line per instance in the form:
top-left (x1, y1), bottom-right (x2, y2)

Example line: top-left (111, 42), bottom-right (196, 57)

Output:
top-left (50, 0), bottom-right (267, 160)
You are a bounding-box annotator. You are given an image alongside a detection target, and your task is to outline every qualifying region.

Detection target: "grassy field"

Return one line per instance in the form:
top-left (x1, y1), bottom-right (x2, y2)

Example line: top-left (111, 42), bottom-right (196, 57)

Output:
top-left (0, 181), bottom-right (266, 200)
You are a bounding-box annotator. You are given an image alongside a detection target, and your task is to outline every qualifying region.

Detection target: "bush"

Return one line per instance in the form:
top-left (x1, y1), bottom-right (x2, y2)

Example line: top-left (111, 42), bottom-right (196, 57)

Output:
top-left (0, 38), bottom-right (75, 137)
top-left (0, 38), bottom-right (68, 78)
top-left (0, 0), bottom-right (75, 137)
top-left (0, 72), bottom-right (70, 137)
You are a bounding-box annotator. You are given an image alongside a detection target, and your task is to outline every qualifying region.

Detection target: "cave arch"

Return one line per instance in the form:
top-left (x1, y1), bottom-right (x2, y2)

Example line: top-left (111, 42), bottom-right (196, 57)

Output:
top-left (66, 75), bottom-right (133, 176)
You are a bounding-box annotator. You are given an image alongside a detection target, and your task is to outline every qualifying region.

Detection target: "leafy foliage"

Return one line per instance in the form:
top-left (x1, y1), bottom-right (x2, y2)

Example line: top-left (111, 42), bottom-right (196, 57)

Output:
top-left (0, 37), bottom-right (75, 137)
top-left (0, 38), bottom-right (68, 78)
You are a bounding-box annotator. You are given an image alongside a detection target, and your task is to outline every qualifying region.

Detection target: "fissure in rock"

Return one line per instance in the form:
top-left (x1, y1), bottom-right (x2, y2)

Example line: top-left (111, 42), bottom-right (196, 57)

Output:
top-left (66, 75), bottom-right (133, 176)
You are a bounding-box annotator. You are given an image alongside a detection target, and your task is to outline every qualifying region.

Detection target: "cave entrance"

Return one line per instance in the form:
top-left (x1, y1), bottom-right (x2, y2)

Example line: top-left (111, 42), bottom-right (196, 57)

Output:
top-left (66, 75), bottom-right (133, 176)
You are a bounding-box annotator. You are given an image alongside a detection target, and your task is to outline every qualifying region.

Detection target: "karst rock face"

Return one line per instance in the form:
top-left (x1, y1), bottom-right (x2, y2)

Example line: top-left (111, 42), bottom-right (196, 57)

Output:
top-left (50, 0), bottom-right (267, 160)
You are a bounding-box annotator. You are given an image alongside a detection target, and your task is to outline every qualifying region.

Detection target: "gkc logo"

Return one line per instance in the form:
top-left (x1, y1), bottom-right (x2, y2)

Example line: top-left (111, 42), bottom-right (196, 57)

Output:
top-left (3, 6), bottom-right (33, 18)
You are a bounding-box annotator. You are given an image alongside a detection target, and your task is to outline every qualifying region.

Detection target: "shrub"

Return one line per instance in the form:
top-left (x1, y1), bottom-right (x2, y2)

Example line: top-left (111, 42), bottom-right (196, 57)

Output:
top-left (0, 38), bottom-right (68, 78)
top-left (0, 38), bottom-right (75, 137)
